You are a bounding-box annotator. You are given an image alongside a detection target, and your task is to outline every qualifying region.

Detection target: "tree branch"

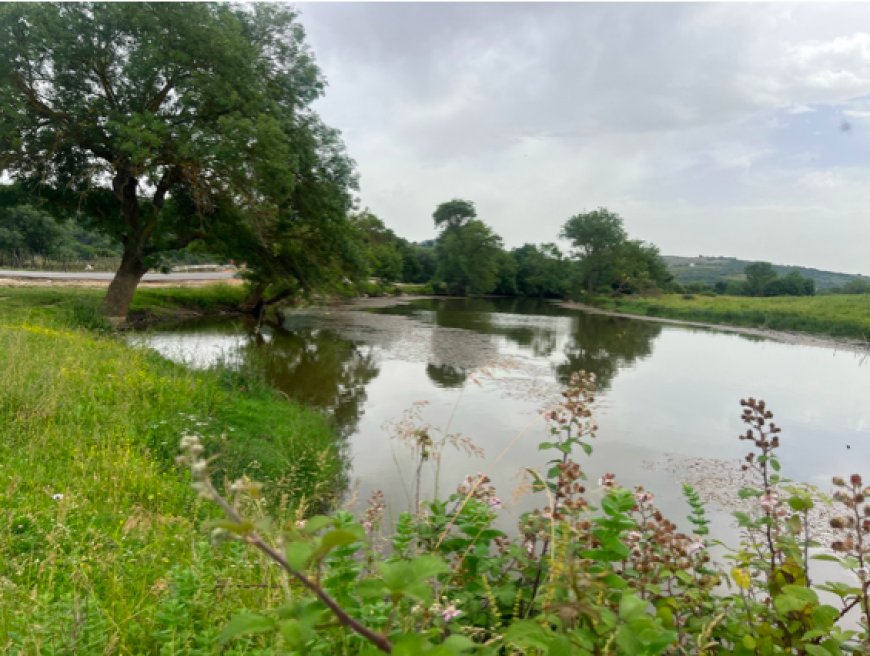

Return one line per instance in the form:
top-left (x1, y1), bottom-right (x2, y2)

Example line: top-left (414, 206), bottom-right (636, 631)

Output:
top-left (92, 60), bottom-right (118, 108)
top-left (146, 78), bottom-right (174, 113)
top-left (8, 72), bottom-right (69, 121)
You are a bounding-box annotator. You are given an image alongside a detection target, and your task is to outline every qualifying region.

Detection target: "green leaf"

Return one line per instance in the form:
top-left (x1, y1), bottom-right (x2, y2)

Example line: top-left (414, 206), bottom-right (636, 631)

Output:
top-left (219, 612), bottom-right (276, 645)
top-left (504, 619), bottom-right (554, 651)
top-left (411, 554), bottom-right (450, 579)
top-left (279, 618), bottom-right (313, 648)
top-left (302, 515), bottom-right (334, 534)
top-left (285, 542), bottom-right (313, 570)
top-left (788, 495), bottom-right (813, 512)
top-left (321, 527), bottom-right (363, 550)
top-left (618, 593), bottom-right (647, 621)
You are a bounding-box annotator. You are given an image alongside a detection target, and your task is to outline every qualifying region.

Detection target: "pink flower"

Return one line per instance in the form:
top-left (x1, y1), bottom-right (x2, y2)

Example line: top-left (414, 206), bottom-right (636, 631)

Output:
top-left (634, 491), bottom-right (654, 504)
top-left (441, 604), bottom-right (461, 622)
top-left (687, 540), bottom-right (706, 556)
top-left (487, 496), bottom-right (502, 510)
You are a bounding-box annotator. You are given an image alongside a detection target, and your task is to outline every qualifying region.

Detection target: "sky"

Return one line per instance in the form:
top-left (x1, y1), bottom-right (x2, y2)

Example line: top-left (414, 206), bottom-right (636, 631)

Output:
top-left (296, 2), bottom-right (870, 275)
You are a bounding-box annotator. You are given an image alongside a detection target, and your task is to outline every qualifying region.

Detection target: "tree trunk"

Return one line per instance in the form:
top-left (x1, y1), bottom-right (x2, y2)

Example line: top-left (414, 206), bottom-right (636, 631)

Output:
top-left (239, 282), bottom-right (267, 314)
top-left (102, 249), bottom-right (147, 326)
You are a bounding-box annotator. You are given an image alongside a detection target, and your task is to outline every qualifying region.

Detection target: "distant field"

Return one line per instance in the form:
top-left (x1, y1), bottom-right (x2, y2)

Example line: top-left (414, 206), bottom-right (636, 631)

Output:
top-left (600, 293), bottom-right (870, 341)
top-left (663, 255), bottom-right (867, 291)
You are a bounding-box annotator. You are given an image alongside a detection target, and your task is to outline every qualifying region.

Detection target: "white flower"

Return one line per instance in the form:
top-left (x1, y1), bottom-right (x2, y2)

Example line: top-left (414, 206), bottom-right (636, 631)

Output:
top-left (51, 493), bottom-right (64, 502)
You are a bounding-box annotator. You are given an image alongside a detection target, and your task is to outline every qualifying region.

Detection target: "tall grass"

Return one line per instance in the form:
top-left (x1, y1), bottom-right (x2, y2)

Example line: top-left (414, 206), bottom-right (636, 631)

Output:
top-left (601, 293), bottom-right (870, 341)
top-left (0, 284), bottom-right (341, 653)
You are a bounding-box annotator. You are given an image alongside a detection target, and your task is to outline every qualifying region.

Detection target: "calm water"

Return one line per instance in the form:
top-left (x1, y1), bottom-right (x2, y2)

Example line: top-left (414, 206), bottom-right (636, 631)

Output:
top-left (130, 297), bottom-right (870, 534)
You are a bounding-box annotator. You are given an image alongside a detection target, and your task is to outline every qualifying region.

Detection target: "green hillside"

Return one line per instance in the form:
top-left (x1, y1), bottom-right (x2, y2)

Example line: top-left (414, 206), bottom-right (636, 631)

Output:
top-left (664, 255), bottom-right (868, 291)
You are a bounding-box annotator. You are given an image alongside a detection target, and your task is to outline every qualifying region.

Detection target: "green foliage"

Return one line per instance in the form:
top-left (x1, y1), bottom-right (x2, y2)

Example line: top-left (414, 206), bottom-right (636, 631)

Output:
top-left (664, 255), bottom-right (862, 293)
top-left (5, 288), bottom-right (870, 653)
top-left (561, 208), bottom-right (669, 296)
top-left (351, 212), bottom-right (406, 283)
top-left (0, 286), bottom-right (346, 653)
top-left (432, 199), bottom-right (477, 231)
top-left (0, 3), bottom-right (357, 317)
top-left (603, 292), bottom-right (870, 340)
top-left (434, 218), bottom-right (504, 296)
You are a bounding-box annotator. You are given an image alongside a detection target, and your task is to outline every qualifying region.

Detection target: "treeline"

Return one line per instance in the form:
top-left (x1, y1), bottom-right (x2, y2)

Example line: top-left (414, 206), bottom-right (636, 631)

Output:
top-left (676, 261), bottom-right (816, 297)
top-left (352, 201), bottom-right (672, 299)
top-left (0, 199), bottom-right (120, 268)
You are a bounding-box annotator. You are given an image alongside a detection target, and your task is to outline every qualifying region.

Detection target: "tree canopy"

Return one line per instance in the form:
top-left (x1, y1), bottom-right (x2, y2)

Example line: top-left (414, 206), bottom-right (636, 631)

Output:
top-left (0, 2), bottom-right (356, 320)
top-left (433, 199), bottom-right (476, 231)
top-left (560, 208), bottom-right (669, 295)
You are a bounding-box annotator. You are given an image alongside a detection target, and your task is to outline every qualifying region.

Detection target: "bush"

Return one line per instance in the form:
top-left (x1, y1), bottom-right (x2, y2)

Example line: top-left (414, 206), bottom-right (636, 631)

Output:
top-left (180, 374), bottom-right (870, 654)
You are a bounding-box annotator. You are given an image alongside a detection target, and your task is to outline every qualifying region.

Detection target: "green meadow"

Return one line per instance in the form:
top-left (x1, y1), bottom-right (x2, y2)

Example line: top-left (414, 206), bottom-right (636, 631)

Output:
top-left (600, 293), bottom-right (870, 341)
top-left (0, 285), bottom-right (341, 653)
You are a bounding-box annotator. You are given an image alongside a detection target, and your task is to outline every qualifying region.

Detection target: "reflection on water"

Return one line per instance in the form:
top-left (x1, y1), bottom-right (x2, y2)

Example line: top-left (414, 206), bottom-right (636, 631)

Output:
top-left (130, 297), bottom-right (870, 540)
top-left (244, 327), bottom-right (380, 440)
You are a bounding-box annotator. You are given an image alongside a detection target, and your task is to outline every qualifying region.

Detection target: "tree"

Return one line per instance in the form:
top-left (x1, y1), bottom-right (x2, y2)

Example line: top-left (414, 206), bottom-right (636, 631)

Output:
top-left (744, 262), bottom-right (778, 297)
top-left (351, 212), bottom-right (404, 282)
top-left (0, 3), bottom-right (354, 322)
top-left (612, 240), bottom-right (672, 294)
top-left (560, 208), bottom-right (627, 295)
top-left (434, 219), bottom-right (503, 295)
top-left (512, 243), bottom-right (569, 298)
top-left (432, 199), bottom-right (476, 231)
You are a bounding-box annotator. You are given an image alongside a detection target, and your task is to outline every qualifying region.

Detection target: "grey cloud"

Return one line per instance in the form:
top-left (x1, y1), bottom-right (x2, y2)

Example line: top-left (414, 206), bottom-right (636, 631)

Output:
top-left (296, 3), bottom-right (870, 275)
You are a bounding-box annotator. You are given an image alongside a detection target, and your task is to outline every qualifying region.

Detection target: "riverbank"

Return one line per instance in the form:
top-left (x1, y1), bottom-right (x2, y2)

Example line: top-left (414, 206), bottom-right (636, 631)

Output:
top-left (0, 284), bottom-right (342, 652)
top-left (561, 294), bottom-right (870, 354)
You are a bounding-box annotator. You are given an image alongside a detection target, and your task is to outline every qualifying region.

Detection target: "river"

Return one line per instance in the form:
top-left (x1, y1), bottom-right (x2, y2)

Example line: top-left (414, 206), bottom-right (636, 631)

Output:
top-left (129, 296), bottom-right (870, 541)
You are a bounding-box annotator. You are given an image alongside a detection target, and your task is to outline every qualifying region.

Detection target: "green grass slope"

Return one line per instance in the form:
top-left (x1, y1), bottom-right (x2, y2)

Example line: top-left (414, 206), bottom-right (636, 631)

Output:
top-left (0, 285), bottom-right (342, 653)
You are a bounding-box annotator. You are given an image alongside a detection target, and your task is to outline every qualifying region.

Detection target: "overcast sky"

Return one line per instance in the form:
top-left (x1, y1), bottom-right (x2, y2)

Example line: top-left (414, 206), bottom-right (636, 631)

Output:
top-left (297, 2), bottom-right (870, 275)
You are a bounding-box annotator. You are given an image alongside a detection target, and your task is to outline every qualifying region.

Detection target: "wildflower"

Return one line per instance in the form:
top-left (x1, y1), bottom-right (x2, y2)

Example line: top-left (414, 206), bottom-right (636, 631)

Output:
top-left (759, 491), bottom-right (780, 512)
top-left (52, 493), bottom-right (64, 502)
top-left (687, 539), bottom-right (706, 556)
top-left (635, 491), bottom-right (654, 504)
top-left (598, 472), bottom-right (616, 488)
top-left (487, 496), bottom-right (503, 510)
top-left (441, 604), bottom-right (461, 622)
top-left (857, 567), bottom-right (869, 582)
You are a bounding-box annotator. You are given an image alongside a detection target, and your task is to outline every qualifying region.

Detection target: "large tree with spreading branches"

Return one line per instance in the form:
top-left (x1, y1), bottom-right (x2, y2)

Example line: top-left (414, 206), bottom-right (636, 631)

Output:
top-left (0, 2), bottom-right (357, 322)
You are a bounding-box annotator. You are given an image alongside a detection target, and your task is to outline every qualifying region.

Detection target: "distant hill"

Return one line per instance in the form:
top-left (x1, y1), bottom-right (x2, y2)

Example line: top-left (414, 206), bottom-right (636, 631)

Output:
top-left (663, 255), bottom-right (868, 291)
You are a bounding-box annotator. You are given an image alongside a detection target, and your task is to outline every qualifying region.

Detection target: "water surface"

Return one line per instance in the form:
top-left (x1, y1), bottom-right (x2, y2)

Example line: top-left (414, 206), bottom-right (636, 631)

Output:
top-left (131, 297), bottom-right (870, 534)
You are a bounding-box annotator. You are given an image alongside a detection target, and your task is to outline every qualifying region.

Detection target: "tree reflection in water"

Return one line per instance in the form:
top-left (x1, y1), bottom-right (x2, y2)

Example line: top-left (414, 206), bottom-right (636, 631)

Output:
top-left (379, 297), bottom-right (661, 393)
top-left (244, 326), bottom-right (380, 441)
top-left (557, 313), bottom-right (661, 391)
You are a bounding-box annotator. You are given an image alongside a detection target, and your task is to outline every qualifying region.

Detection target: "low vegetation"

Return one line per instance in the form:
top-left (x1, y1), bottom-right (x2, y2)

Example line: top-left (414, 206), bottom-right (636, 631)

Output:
top-left (0, 285), bottom-right (342, 653)
top-left (178, 375), bottom-right (870, 654)
top-left (597, 294), bottom-right (870, 341)
top-left (2, 285), bottom-right (869, 653)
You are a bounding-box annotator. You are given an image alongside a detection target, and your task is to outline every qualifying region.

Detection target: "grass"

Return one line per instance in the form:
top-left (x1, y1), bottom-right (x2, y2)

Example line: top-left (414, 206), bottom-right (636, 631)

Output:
top-left (597, 293), bottom-right (870, 341)
top-left (0, 284), bottom-right (342, 653)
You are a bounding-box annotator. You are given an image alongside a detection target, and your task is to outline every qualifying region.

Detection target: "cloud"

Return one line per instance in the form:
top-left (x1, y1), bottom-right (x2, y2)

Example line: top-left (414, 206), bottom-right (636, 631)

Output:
top-left (297, 3), bottom-right (870, 275)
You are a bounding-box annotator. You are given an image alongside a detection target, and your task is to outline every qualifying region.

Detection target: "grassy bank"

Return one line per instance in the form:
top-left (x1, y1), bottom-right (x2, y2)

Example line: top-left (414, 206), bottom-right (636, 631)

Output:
top-left (0, 285), bottom-right (342, 653)
top-left (597, 293), bottom-right (870, 341)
